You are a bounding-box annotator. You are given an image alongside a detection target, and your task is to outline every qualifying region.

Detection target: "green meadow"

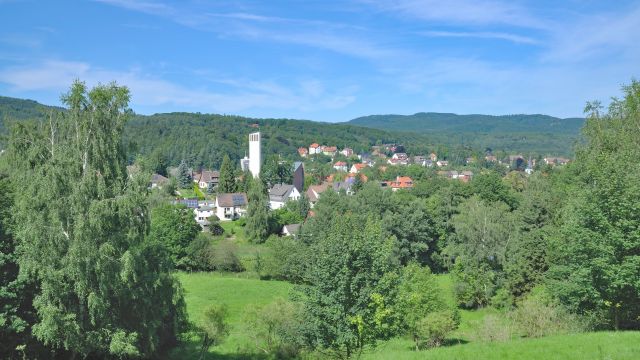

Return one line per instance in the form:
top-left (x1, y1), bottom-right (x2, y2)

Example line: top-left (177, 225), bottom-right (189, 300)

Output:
top-left (171, 272), bottom-right (640, 359)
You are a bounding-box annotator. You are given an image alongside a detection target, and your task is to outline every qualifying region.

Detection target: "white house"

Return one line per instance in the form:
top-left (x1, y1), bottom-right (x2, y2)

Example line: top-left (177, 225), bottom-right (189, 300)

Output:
top-left (194, 202), bottom-right (216, 228)
top-left (269, 184), bottom-right (301, 210)
top-left (215, 193), bottom-right (248, 221)
top-left (333, 161), bottom-right (348, 172)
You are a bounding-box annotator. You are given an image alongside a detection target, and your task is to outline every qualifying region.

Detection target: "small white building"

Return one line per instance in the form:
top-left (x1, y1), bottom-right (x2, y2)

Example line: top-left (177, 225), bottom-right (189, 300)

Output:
top-left (194, 202), bottom-right (216, 228)
top-left (215, 193), bottom-right (248, 221)
top-left (269, 184), bottom-right (301, 210)
top-left (333, 161), bottom-right (348, 172)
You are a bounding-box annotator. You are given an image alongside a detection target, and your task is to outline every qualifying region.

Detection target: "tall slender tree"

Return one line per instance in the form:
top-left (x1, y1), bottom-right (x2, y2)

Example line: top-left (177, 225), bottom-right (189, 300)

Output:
top-left (245, 177), bottom-right (270, 243)
top-left (7, 81), bottom-right (186, 358)
top-left (177, 159), bottom-right (192, 189)
top-left (218, 154), bottom-right (237, 193)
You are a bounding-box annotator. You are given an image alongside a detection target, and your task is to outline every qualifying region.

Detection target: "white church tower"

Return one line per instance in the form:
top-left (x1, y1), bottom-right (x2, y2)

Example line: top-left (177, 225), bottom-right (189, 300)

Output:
top-left (248, 132), bottom-right (261, 178)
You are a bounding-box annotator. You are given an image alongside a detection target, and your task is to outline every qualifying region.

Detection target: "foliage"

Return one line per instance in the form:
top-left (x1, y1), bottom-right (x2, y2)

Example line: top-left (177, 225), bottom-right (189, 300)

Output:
top-left (196, 304), bottom-right (229, 360)
top-left (395, 263), bottom-right (453, 350)
top-left (547, 81), bottom-right (640, 330)
top-left (470, 172), bottom-right (519, 209)
top-left (261, 155), bottom-right (292, 188)
top-left (510, 293), bottom-right (582, 338)
top-left (184, 234), bottom-right (216, 271)
top-left (245, 177), bottom-right (270, 243)
top-left (243, 298), bottom-right (304, 357)
top-left (217, 154), bottom-right (237, 194)
top-left (150, 204), bottom-right (202, 269)
top-left (6, 81), bottom-right (186, 358)
top-left (449, 196), bottom-right (515, 308)
top-left (300, 214), bottom-right (399, 358)
top-left (208, 215), bottom-right (224, 236)
top-left (415, 310), bottom-right (458, 349)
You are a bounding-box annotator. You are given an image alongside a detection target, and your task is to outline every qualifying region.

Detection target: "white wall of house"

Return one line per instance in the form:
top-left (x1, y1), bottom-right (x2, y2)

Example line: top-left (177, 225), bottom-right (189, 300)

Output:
top-left (269, 186), bottom-right (301, 210)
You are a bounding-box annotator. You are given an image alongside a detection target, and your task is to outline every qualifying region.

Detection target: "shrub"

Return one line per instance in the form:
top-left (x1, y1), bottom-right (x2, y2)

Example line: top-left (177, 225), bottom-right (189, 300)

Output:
top-left (509, 290), bottom-right (584, 338)
top-left (243, 298), bottom-right (304, 358)
top-left (208, 215), bottom-right (224, 236)
top-left (196, 304), bottom-right (230, 359)
top-left (211, 240), bottom-right (244, 272)
top-left (415, 311), bottom-right (458, 349)
top-left (491, 288), bottom-right (515, 310)
top-left (472, 314), bottom-right (513, 342)
top-left (184, 234), bottom-right (215, 271)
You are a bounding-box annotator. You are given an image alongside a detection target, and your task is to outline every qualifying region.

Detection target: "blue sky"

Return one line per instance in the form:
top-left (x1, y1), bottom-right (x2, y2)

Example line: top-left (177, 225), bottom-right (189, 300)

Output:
top-left (0, 0), bottom-right (638, 122)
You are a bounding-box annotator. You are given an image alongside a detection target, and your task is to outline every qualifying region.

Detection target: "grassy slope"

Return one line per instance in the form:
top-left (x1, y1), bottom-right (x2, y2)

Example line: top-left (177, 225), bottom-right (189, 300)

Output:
top-left (172, 272), bottom-right (293, 359)
top-left (365, 332), bottom-right (640, 360)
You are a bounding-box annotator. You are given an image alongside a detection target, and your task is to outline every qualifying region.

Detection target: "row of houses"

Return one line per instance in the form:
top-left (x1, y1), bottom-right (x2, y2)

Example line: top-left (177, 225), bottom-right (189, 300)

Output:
top-left (299, 144), bottom-right (355, 158)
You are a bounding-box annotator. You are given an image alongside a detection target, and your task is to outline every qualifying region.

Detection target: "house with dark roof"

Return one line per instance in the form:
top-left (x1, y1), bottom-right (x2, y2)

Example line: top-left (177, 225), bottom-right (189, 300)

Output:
top-left (215, 193), bottom-right (248, 221)
top-left (194, 170), bottom-right (220, 190)
top-left (269, 184), bottom-right (301, 210)
top-left (306, 183), bottom-right (329, 207)
top-left (150, 173), bottom-right (169, 189)
top-left (282, 224), bottom-right (301, 237)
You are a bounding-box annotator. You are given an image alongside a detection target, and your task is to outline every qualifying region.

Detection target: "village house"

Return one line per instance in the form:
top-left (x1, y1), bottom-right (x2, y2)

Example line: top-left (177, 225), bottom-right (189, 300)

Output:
top-left (341, 147), bottom-right (354, 157)
top-left (150, 173), bottom-right (169, 189)
top-left (430, 152), bottom-right (438, 161)
top-left (269, 184), bottom-right (301, 210)
top-left (194, 201), bottom-right (216, 228)
top-left (389, 176), bottom-right (414, 191)
top-left (485, 155), bottom-right (498, 162)
top-left (323, 146), bottom-right (338, 157)
top-left (193, 170), bottom-right (219, 190)
top-left (298, 147), bottom-right (308, 157)
top-left (332, 181), bottom-right (354, 195)
top-left (215, 193), bottom-right (248, 221)
top-left (309, 143), bottom-right (321, 155)
top-left (306, 183), bottom-right (329, 208)
top-left (436, 160), bottom-right (449, 167)
top-left (333, 161), bottom-right (348, 172)
top-left (350, 163), bottom-right (368, 173)
top-left (388, 152), bottom-right (409, 165)
top-left (282, 223), bottom-right (301, 237)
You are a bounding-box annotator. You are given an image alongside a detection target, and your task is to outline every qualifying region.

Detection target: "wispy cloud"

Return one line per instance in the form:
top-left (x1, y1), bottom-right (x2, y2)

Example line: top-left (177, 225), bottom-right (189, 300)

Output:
top-left (357, 0), bottom-right (549, 29)
top-left (543, 4), bottom-right (640, 62)
top-left (420, 30), bottom-right (539, 45)
top-left (0, 60), bottom-right (357, 114)
top-left (95, 0), bottom-right (397, 60)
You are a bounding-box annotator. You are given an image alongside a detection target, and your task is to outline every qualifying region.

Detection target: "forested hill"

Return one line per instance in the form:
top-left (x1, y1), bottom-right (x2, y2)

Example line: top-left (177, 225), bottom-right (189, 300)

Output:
top-left (0, 96), bottom-right (427, 168)
top-left (1, 95), bottom-right (579, 167)
top-left (347, 112), bottom-right (584, 134)
top-left (347, 112), bottom-right (585, 155)
top-left (124, 112), bottom-right (419, 169)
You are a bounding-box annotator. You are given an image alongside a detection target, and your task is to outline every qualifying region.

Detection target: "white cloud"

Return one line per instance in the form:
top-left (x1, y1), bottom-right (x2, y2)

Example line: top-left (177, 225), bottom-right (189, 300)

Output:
top-left (420, 30), bottom-right (539, 45)
top-left (0, 60), bottom-right (357, 114)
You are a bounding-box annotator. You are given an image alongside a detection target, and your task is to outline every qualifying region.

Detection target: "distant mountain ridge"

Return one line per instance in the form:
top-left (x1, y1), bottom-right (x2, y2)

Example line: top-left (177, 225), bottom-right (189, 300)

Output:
top-left (347, 112), bottom-right (584, 134)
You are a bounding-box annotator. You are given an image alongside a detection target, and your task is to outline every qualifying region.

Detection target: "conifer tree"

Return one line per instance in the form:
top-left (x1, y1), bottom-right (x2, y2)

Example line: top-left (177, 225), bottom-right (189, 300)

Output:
top-left (218, 154), bottom-right (237, 193)
top-left (177, 159), bottom-right (192, 189)
top-left (7, 81), bottom-right (186, 358)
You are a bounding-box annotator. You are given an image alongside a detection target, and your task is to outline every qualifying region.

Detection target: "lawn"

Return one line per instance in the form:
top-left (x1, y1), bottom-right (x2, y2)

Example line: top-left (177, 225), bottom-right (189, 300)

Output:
top-left (170, 272), bottom-right (293, 359)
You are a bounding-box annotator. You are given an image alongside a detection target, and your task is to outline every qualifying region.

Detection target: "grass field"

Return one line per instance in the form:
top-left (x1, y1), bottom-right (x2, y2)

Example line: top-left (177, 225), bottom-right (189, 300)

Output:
top-left (173, 272), bottom-right (640, 359)
top-left (170, 272), bottom-right (293, 359)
